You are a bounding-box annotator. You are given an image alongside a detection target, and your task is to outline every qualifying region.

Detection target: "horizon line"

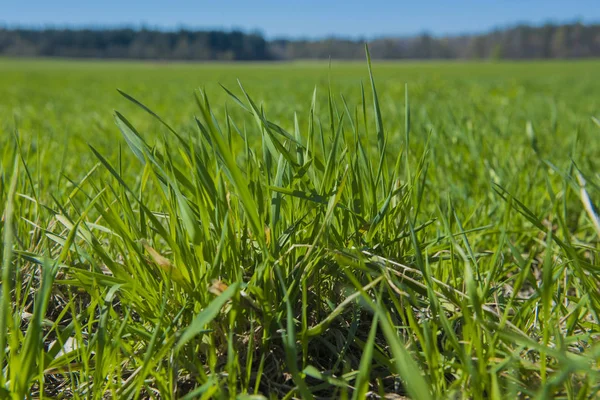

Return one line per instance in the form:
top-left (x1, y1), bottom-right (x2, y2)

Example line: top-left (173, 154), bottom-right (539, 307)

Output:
top-left (1, 18), bottom-right (598, 41)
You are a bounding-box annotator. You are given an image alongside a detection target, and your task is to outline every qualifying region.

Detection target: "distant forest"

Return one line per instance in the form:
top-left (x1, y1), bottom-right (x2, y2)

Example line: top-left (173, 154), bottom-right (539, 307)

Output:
top-left (1, 23), bottom-right (599, 60)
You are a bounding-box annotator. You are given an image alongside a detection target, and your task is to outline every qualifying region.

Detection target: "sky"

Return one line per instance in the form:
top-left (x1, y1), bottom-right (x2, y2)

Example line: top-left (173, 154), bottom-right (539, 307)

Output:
top-left (2, 0), bottom-right (599, 39)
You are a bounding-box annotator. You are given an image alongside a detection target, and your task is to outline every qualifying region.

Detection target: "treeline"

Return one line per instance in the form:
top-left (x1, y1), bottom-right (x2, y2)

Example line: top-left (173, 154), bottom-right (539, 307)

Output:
top-left (1, 23), bottom-right (599, 61)
top-left (0, 29), bottom-right (270, 60)
top-left (273, 23), bottom-right (600, 60)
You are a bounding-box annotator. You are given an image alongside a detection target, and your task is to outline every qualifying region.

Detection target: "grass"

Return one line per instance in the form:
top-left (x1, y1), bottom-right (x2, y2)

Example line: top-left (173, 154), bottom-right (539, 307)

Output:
top-left (1, 54), bottom-right (600, 398)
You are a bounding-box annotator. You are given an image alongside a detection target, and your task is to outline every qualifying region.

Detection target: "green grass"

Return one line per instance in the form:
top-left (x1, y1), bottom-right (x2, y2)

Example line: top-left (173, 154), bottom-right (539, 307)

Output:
top-left (1, 55), bottom-right (600, 398)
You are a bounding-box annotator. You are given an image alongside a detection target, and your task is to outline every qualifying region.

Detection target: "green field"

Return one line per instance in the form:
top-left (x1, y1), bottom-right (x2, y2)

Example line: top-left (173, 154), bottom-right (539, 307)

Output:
top-left (1, 57), bottom-right (600, 398)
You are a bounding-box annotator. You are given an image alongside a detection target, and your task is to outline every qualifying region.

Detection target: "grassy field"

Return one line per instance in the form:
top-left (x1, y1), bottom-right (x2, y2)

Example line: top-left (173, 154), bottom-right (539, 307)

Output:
top-left (1, 56), bottom-right (600, 399)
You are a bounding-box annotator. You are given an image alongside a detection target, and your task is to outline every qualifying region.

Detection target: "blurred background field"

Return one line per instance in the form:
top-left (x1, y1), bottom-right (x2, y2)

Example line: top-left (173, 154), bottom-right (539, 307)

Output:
top-left (2, 58), bottom-right (599, 156)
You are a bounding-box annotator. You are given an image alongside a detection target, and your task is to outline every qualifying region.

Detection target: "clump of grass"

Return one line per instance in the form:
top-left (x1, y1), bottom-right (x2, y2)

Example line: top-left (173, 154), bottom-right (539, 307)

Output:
top-left (1, 49), bottom-right (600, 398)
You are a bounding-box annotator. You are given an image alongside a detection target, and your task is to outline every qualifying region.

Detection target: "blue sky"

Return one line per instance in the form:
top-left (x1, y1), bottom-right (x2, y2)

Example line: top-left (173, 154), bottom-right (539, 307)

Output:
top-left (3, 0), bottom-right (599, 39)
